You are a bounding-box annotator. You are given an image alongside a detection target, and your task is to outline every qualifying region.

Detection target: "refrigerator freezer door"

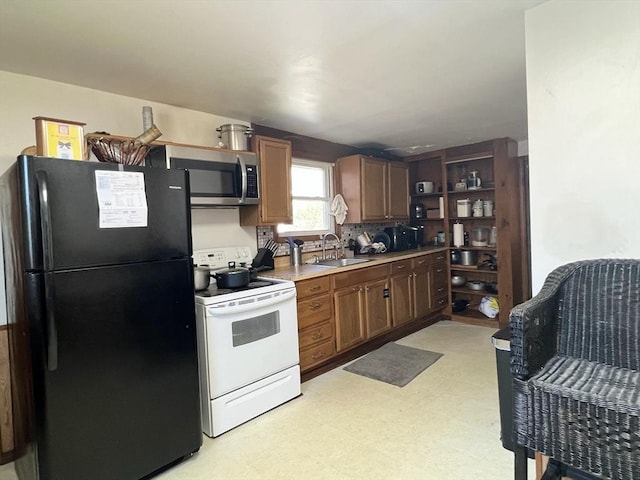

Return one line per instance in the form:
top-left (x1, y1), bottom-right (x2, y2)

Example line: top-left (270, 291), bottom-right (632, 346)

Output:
top-left (25, 258), bottom-right (201, 480)
top-left (18, 155), bottom-right (192, 271)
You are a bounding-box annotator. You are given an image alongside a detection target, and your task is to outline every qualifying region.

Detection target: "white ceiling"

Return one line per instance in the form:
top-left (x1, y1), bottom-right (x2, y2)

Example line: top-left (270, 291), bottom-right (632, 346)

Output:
top-left (0, 0), bottom-right (544, 156)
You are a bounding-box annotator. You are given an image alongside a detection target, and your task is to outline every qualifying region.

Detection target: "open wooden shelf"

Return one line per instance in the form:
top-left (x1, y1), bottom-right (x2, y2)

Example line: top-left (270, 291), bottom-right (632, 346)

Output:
top-left (447, 187), bottom-right (495, 195)
top-left (451, 287), bottom-right (498, 296)
top-left (449, 216), bottom-right (495, 221)
top-left (450, 265), bottom-right (498, 274)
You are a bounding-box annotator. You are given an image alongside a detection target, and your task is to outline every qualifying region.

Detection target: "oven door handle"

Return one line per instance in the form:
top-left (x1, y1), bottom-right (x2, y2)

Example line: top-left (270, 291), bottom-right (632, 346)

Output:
top-left (207, 288), bottom-right (296, 315)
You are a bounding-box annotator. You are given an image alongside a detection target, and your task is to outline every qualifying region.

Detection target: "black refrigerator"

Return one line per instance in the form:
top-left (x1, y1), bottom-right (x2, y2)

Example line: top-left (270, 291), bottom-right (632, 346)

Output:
top-left (0, 155), bottom-right (202, 480)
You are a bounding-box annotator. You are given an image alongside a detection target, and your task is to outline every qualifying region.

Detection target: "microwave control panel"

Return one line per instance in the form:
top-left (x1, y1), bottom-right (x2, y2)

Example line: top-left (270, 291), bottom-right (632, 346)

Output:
top-left (246, 165), bottom-right (258, 199)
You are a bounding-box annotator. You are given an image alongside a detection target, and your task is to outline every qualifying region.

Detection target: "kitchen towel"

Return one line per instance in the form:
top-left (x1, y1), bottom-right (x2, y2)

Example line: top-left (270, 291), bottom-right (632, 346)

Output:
top-left (329, 194), bottom-right (349, 225)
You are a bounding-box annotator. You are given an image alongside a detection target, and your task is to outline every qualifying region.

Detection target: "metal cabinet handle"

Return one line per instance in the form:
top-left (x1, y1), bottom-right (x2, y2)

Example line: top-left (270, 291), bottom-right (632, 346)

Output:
top-left (311, 351), bottom-right (326, 360)
top-left (309, 285), bottom-right (321, 291)
top-left (309, 302), bottom-right (322, 310)
top-left (311, 332), bottom-right (324, 340)
top-left (396, 265), bottom-right (406, 270)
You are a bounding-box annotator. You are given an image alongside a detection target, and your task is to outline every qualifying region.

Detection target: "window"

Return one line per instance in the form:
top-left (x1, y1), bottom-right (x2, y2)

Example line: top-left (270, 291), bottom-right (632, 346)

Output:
top-left (277, 159), bottom-right (333, 237)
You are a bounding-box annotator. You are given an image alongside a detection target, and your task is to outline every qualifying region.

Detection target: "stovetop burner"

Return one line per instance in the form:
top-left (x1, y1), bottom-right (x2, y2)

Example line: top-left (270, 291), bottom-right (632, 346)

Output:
top-left (196, 280), bottom-right (278, 298)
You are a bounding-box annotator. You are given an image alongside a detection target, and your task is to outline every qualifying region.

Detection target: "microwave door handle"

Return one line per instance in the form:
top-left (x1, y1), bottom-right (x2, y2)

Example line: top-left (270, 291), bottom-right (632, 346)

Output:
top-left (36, 171), bottom-right (58, 371)
top-left (237, 155), bottom-right (247, 204)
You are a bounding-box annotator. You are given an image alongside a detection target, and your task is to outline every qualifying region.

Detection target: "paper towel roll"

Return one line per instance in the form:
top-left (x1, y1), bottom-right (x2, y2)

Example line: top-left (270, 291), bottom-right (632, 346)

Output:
top-left (453, 223), bottom-right (464, 247)
top-left (439, 196), bottom-right (444, 218)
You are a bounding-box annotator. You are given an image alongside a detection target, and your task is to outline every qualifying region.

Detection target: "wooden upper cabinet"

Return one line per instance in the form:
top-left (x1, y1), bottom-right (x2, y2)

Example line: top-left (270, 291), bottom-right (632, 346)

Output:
top-left (335, 155), bottom-right (409, 223)
top-left (388, 162), bottom-right (409, 220)
top-left (240, 136), bottom-right (292, 226)
top-left (360, 157), bottom-right (387, 221)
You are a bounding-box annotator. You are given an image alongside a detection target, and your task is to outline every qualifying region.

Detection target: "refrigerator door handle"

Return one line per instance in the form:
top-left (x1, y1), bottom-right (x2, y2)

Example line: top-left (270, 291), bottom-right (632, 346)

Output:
top-left (237, 154), bottom-right (247, 205)
top-left (44, 273), bottom-right (58, 371)
top-left (36, 171), bottom-right (58, 370)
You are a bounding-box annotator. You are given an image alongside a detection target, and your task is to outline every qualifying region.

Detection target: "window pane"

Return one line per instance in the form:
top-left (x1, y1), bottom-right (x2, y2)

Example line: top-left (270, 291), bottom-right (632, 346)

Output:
top-left (279, 199), bottom-right (329, 232)
top-left (291, 165), bottom-right (326, 197)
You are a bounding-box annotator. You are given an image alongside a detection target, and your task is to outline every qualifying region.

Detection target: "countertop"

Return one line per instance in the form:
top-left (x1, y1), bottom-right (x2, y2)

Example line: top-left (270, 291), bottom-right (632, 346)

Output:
top-left (260, 246), bottom-right (448, 282)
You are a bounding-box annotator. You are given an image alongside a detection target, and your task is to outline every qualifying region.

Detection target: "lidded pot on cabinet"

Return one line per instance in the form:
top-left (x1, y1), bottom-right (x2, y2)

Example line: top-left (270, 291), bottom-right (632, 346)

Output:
top-left (411, 202), bottom-right (425, 219)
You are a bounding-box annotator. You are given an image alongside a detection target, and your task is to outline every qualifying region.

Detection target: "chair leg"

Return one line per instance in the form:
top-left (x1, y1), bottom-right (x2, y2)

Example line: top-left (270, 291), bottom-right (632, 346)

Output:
top-left (540, 458), bottom-right (564, 480)
top-left (514, 445), bottom-right (528, 480)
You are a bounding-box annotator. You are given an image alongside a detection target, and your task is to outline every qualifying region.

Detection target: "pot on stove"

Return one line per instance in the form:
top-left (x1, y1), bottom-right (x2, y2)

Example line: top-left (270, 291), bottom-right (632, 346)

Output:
top-left (213, 261), bottom-right (251, 288)
top-left (194, 266), bottom-right (211, 291)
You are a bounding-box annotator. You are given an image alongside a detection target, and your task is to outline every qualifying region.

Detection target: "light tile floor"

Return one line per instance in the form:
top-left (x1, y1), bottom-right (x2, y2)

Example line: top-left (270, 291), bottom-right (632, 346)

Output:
top-left (0, 321), bottom-right (535, 480)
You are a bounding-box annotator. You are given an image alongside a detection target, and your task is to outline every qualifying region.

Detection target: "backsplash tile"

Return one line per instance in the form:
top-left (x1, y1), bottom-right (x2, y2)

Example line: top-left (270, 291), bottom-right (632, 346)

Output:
top-left (256, 223), bottom-right (398, 257)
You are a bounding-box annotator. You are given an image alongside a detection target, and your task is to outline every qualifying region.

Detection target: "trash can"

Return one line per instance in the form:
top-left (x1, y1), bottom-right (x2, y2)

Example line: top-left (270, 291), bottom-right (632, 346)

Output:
top-left (492, 326), bottom-right (519, 452)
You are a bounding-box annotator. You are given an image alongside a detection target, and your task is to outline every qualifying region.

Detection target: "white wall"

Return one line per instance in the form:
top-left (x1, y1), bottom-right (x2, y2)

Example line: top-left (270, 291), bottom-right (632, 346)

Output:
top-left (0, 71), bottom-right (259, 250)
top-left (525, 0), bottom-right (640, 293)
top-left (0, 72), bottom-right (260, 322)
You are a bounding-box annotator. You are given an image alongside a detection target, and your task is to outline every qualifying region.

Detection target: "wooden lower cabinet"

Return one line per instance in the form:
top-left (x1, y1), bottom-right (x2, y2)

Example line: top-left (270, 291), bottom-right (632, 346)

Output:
top-left (333, 265), bottom-right (390, 352)
top-left (295, 252), bottom-right (448, 375)
top-left (295, 277), bottom-right (335, 373)
top-left (429, 256), bottom-right (448, 313)
top-left (334, 285), bottom-right (366, 352)
top-left (389, 260), bottom-right (414, 326)
top-left (413, 255), bottom-right (431, 319)
top-left (363, 278), bottom-right (391, 338)
top-left (299, 338), bottom-right (335, 369)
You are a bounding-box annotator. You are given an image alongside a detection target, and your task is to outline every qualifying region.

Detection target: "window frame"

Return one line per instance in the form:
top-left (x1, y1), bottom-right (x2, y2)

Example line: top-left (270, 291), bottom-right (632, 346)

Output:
top-left (274, 158), bottom-right (335, 241)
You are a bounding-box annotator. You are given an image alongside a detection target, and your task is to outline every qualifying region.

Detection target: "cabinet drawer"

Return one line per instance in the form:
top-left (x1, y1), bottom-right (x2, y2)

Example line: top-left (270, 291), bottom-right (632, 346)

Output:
top-left (300, 339), bottom-right (335, 371)
top-left (333, 264), bottom-right (389, 289)
top-left (297, 293), bottom-right (332, 330)
top-left (296, 276), bottom-right (331, 299)
top-left (432, 294), bottom-right (448, 310)
top-left (298, 322), bottom-right (333, 349)
top-left (432, 261), bottom-right (447, 284)
top-left (390, 259), bottom-right (412, 275)
top-left (412, 255), bottom-right (430, 269)
top-left (430, 252), bottom-right (447, 264)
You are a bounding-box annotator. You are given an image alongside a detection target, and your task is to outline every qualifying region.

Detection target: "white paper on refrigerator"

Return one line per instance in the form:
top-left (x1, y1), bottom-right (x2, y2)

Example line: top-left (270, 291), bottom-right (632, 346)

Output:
top-left (95, 170), bottom-right (148, 228)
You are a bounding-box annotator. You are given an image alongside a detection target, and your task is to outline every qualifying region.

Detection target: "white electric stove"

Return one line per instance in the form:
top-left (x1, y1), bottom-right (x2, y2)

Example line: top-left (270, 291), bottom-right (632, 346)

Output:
top-left (193, 247), bottom-right (300, 437)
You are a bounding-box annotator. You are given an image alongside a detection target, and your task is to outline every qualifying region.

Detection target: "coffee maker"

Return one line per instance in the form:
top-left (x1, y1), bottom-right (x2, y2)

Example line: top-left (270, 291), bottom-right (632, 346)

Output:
top-left (402, 225), bottom-right (425, 248)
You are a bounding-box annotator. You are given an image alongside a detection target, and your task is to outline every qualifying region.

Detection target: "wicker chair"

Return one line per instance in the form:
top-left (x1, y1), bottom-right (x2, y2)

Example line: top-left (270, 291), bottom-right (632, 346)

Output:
top-left (509, 259), bottom-right (640, 480)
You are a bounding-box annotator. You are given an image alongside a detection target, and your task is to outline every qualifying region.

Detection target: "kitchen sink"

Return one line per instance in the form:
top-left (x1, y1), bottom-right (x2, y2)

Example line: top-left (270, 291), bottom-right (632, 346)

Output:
top-left (315, 258), bottom-right (371, 267)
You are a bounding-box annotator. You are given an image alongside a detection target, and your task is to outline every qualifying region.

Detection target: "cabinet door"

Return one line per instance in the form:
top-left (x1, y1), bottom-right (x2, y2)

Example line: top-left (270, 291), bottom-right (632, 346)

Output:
top-left (334, 286), bottom-right (365, 352)
top-left (390, 273), bottom-right (413, 326)
top-left (364, 279), bottom-right (391, 338)
top-left (257, 136), bottom-right (292, 224)
top-left (387, 162), bottom-right (409, 220)
top-left (361, 157), bottom-right (387, 221)
top-left (413, 256), bottom-right (431, 319)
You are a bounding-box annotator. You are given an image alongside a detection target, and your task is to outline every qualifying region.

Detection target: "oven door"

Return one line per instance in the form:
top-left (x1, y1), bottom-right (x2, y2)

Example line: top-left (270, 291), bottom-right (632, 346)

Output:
top-left (205, 287), bottom-right (299, 397)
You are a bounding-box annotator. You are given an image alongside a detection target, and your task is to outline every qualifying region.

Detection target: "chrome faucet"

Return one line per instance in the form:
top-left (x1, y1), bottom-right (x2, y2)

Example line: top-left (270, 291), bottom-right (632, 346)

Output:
top-left (321, 232), bottom-right (343, 260)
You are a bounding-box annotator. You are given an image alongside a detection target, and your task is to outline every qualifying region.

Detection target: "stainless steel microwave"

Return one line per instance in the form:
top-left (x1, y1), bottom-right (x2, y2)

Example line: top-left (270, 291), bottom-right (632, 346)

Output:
top-left (146, 145), bottom-right (259, 207)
